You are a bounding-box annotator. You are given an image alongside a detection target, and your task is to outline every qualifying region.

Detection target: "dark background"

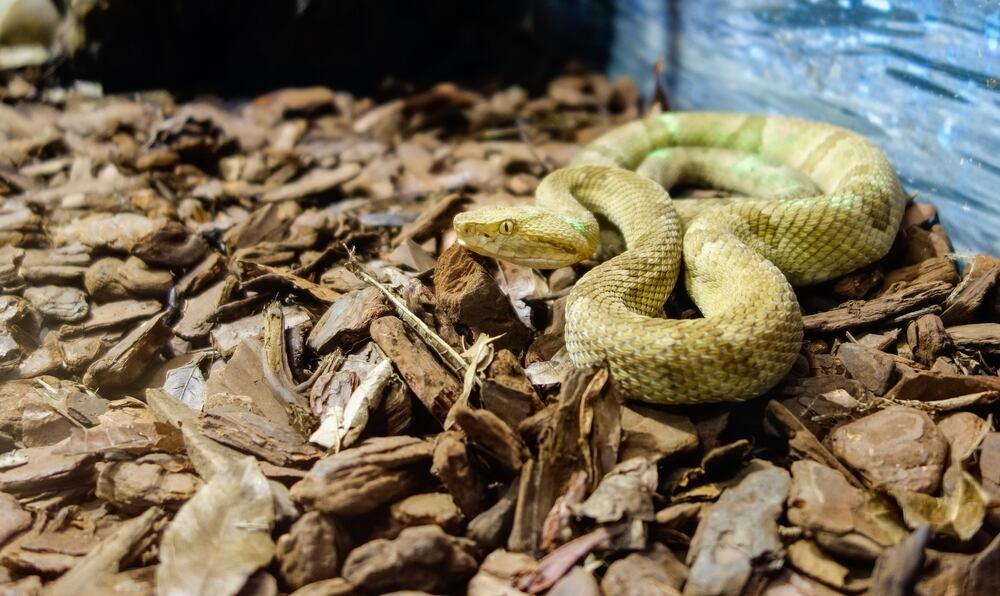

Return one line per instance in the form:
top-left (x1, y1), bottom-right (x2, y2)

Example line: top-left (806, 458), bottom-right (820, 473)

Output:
top-left (66, 0), bottom-right (615, 98)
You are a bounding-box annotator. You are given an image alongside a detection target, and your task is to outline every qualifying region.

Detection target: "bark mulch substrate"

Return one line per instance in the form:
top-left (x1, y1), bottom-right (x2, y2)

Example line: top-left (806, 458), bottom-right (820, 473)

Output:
top-left (1, 72), bottom-right (999, 596)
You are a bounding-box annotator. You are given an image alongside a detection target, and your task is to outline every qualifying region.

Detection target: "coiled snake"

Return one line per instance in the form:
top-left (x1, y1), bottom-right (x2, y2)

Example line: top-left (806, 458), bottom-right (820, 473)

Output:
top-left (454, 113), bottom-right (906, 404)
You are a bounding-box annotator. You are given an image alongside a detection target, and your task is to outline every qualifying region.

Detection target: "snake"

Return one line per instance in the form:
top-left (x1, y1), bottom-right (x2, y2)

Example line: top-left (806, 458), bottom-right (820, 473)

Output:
top-left (453, 112), bottom-right (906, 404)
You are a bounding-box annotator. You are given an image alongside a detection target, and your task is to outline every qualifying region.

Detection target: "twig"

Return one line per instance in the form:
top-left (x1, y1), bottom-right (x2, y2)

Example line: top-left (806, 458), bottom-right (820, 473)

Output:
top-left (344, 247), bottom-right (481, 387)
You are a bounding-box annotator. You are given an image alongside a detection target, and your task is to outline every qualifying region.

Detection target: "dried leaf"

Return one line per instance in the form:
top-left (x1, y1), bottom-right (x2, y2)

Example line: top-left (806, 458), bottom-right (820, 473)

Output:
top-left (309, 351), bottom-right (393, 451)
top-left (161, 354), bottom-right (208, 411)
top-left (887, 471), bottom-right (987, 541)
top-left (786, 540), bottom-right (851, 590)
top-left (157, 452), bottom-right (275, 596)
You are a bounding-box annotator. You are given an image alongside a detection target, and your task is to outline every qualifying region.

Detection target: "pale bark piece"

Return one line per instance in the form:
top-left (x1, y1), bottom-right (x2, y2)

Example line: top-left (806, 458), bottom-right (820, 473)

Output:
top-left (887, 370), bottom-right (1000, 402)
top-left (263, 164), bottom-right (361, 202)
top-left (0, 491), bottom-right (32, 546)
top-left (203, 339), bottom-right (294, 427)
top-left (1, 506), bottom-right (109, 577)
top-left (13, 332), bottom-right (64, 379)
top-left (685, 461), bottom-right (791, 596)
top-left (22, 285), bottom-right (89, 322)
top-left (157, 456), bottom-right (275, 596)
top-left (787, 460), bottom-right (906, 559)
top-left (786, 539), bottom-right (853, 591)
top-left (0, 446), bottom-right (95, 499)
top-left (835, 342), bottom-right (897, 395)
top-left (83, 312), bottom-right (172, 390)
top-left (881, 256), bottom-right (958, 290)
top-left (238, 260), bottom-right (341, 304)
top-left (247, 86), bottom-right (340, 125)
top-left (946, 322), bottom-right (1000, 353)
top-left (290, 436), bottom-right (433, 516)
top-left (287, 578), bottom-right (357, 596)
top-left (619, 404), bottom-right (698, 461)
top-left (341, 525), bottom-right (477, 593)
top-left (173, 277), bottom-right (236, 340)
top-left (131, 220), bottom-right (208, 268)
top-left (370, 316), bottom-right (461, 424)
top-left (199, 405), bottom-right (321, 467)
top-left (96, 457), bottom-right (201, 513)
top-left (60, 299), bottom-right (161, 337)
top-left (118, 256), bottom-right (175, 297)
top-left (548, 566), bottom-right (602, 596)
top-left (60, 399), bottom-right (185, 456)
top-left (803, 281), bottom-right (953, 332)
top-left (52, 213), bottom-right (161, 252)
top-left (20, 244), bottom-right (89, 283)
top-left (937, 412), bottom-right (990, 463)
top-left (387, 239), bottom-right (438, 273)
top-left (84, 257), bottom-right (129, 301)
top-left (467, 549), bottom-right (535, 596)
top-left (223, 202), bottom-right (299, 250)
top-left (175, 252), bottom-right (225, 297)
top-left (57, 98), bottom-right (153, 137)
top-left (82, 566), bottom-right (158, 596)
top-left (390, 492), bottom-right (465, 534)
top-left (275, 511), bottom-right (352, 590)
top-left (307, 286), bottom-right (390, 354)
top-left (574, 457), bottom-right (657, 524)
top-left (601, 544), bottom-right (686, 596)
top-left (20, 393), bottom-right (76, 448)
top-left (828, 406), bottom-right (949, 494)
top-left (43, 506), bottom-right (164, 596)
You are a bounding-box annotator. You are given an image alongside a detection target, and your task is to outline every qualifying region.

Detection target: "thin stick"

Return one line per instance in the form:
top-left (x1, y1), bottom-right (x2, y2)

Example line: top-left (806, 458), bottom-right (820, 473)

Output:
top-left (344, 247), bottom-right (480, 387)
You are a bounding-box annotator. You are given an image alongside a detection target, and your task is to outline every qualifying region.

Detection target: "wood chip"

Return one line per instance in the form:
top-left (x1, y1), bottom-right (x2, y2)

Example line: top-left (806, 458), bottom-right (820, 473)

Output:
top-left (370, 315), bottom-right (461, 424)
top-left (804, 281), bottom-right (953, 332)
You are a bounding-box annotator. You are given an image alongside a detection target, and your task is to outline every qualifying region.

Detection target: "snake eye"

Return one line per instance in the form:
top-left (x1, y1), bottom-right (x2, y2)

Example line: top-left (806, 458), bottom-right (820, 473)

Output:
top-left (500, 220), bottom-right (514, 234)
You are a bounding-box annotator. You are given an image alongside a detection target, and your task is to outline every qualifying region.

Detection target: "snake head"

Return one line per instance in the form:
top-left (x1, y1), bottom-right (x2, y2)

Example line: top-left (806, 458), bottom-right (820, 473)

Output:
top-left (453, 205), bottom-right (597, 269)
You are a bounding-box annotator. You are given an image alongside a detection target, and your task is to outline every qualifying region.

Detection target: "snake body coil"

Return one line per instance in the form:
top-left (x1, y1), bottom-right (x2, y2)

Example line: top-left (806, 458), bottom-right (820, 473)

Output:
top-left (454, 112), bottom-right (906, 404)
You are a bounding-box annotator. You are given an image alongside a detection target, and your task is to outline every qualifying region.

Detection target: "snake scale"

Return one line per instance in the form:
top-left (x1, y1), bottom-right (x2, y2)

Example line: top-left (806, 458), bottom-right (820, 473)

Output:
top-left (454, 112), bottom-right (906, 404)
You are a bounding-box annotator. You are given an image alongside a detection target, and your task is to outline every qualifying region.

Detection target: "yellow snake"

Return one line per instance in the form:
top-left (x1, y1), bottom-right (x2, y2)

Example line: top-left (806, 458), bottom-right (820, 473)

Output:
top-left (453, 112), bottom-right (906, 404)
